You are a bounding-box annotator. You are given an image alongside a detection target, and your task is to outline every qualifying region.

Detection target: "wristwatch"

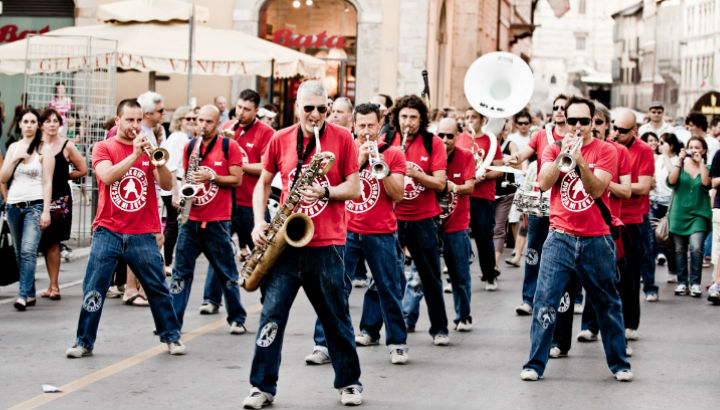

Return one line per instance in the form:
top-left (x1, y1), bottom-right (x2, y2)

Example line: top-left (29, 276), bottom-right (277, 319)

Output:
top-left (323, 186), bottom-right (330, 200)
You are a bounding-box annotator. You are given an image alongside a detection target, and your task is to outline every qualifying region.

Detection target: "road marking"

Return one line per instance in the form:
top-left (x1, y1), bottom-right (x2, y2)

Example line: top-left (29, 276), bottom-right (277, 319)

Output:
top-left (6, 303), bottom-right (262, 410)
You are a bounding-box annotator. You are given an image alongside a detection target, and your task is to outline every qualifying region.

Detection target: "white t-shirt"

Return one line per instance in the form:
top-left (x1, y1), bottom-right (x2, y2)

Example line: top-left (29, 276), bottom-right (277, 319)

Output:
top-left (507, 132), bottom-right (531, 151)
top-left (650, 154), bottom-right (677, 205)
top-left (638, 122), bottom-right (674, 139)
top-left (160, 131), bottom-right (191, 196)
top-left (705, 135), bottom-right (720, 164)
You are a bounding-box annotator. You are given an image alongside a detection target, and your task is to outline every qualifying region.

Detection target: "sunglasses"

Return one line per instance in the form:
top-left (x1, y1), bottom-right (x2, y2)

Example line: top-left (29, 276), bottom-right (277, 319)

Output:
top-left (155, 108), bottom-right (165, 114)
top-left (303, 105), bottom-right (328, 114)
top-left (552, 105), bottom-right (565, 111)
top-left (594, 119), bottom-right (605, 125)
top-left (438, 133), bottom-right (455, 140)
top-left (183, 117), bottom-right (196, 121)
top-left (567, 117), bottom-right (591, 126)
top-left (516, 121), bottom-right (530, 126)
top-left (613, 125), bottom-right (633, 134)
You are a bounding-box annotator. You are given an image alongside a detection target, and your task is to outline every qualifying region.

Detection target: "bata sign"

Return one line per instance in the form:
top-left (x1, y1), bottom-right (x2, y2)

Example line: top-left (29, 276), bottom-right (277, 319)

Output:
top-left (0, 24), bottom-right (50, 43)
top-left (272, 29), bottom-right (346, 49)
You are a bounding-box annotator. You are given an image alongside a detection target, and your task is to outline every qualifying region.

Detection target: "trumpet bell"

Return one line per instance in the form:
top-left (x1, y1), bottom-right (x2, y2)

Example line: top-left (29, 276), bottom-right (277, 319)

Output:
top-left (150, 147), bottom-right (169, 167)
top-left (556, 154), bottom-right (576, 173)
top-left (370, 161), bottom-right (389, 179)
top-left (463, 52), bottom-right (534, 119)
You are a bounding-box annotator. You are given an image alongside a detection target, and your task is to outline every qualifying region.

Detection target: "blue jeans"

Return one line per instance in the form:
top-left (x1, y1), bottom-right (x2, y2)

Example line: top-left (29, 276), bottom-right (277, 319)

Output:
top-left (521, 215), bottom-right (550, 305)
top-left (640, 214), bottom-right (659, 295)
top-left (440, 230), bottom-right (473, 324)
top-left (5, 203), bottom-right (43, 300)
top-left (74, 226), bottom-right (182, 350)
top-left (673, 231), bottom-right (706, 286)
top-left (398, 217), bottom-right (448, 336)
top-left (650, 201), bottom-right (677, 274)
top-left (524, 231), bottom-right (630, 377)
top-left (402, 262), bottom-right (422, 329)
top-left (170, 220), bottom-right (245, 326)
top-left (469, 197), bottom-right (496, 279)
top-left (618, 223), bottom-right (643, 330)
top-left (249, 246), bottom-right (361, 395)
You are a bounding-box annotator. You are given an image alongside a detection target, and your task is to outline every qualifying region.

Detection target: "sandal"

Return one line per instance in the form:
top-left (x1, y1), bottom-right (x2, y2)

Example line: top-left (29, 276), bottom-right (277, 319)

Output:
top-left (504, 258), bottom-right (521, 267)
top-left (132, 294), bottom-right (149, 307)
top-left (41, 289), bottom-right (52, 298)
top-left (122, 293), bottom-right (139, 305)
top-left (49, 288), bottom-right (61, 300)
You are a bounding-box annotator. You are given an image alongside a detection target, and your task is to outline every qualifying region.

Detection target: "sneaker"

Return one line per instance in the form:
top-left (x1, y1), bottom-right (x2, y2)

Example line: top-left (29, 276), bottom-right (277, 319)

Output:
top-left (433, 334), bottom-right (450, 346)
top-left (515, 303), bottom-right (532, 316)
top-left (340, 387), bottom-right (362, 406)
top-left (455, 319), bottom-right (473, 332)
top-left (549, 346), bottom-right (566, 358)
top-left (708, 283), bottom-right (720, 304)
top-left (576, 329), bottom-right (598, 342)
top-left (656, 254), bottom-right (666, 266)
top-left (520, 368), bottom-right (539, 381)
top-left (625, 345), bottom-right (633, 357)
top-left (674, 284), bottom-right (688, 295)
top-left (645, 293), bottom-right (659, 302)
top-left (230, 322), bottom-right (247, 335)
top-left (355, 333), bottom-right (379, 346)
top-left (690, 284), bottom-right (702, 297)
top-left (242, 389), bottom-right (273, 409)
top-left (352, 279), bottom-right (368, 288)
top-left (167, 341), bottom-right (186, 355)
top-left (65, 345), bottom-right (92, 358)
top-left (443, 282), bottom-right (452, 293)
top-left (667, 274), bottom-right (677, 283)
top-left (305, 350), bottom-right (330, 365)
top-left (106, 286), bottom-right (123, 298)
top-left (199, 303), bottom-right (219, 315)
top-left (625, 328), bottom-right (639, 341)
top-left (573, 303), bottom-right (583, 315)
top-left (615, 369), bottom-right (633, 382)
top-left (390, 349), bottom-right (408, 365)
top-left (485, 278), bottom-right (498, 291)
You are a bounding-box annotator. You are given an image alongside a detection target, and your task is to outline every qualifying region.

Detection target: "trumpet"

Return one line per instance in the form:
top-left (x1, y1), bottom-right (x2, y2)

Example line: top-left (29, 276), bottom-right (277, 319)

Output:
top-left (555, 131), bottom-right (583, 173)
top-left (134, 130), bottom-right (169, 167)
top-left (368, 139), bottom-right (389, 179)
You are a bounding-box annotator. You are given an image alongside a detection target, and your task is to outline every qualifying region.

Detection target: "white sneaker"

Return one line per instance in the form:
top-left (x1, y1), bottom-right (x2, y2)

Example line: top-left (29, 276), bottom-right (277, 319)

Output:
top-left (390, 349), bottom-right (408, 365)
top-left (340, 387), bottom-right (362, 406)
top-left (656, 254), bottom-right (666, 266)
top-left (485, 279), bottom-right (498, 291)
top-left (690, 284), bottom-right (702, 297)
top-left (455, 320), bottom-right (473, 332)
top-left (305, 350), bottom-right (330, 365)
top-left (577, 329), bottom-right (598, 342)
top-left (443, 282), bottom-right (452, 293)
top-left (708, 283), bottom-right (720, 304)
top-left (167, 341), bottom-right (186, 355)
top-left (625, 328), bottom-right (639, 341)
top-left (573, 304), bottom-right (583, 315)
top-left (625, 345), bottom-right (633, 357)
top-left (549, 346), bottom-right (566, 358)
top-left (674, 284), bottom-right (688, 295)
top-left (199, 303), bottom-right (219, 315)
top-left (65, 345), bottom-right (92, 358)
top-left (433, 334), bottom-right (450, 346)
top-left (515, 303), bottom-right (532, 316)
top-left (645, 293), bottom-right (659, 302)
top-left (243, 389), bottom-right (273, 409)
top-left (352, 279), bottom-right (368, 288)
top-left (230, 322), bottom-right (247, 335)
top-left (355, 333), bottom-right (379, 346)
top-left (520, 368), bottom-right (539, 381)
top-left (667, 274), bottom-right (677, 283)
top-left (615, 369), bottom-right (633, 382)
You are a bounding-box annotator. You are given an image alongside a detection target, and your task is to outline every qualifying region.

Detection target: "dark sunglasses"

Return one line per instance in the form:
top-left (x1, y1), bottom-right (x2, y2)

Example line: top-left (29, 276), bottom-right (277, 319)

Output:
top-left (438, 133), bottom-right (455, 140)
top-left (183, 117), bottom-right (196, 121)
top-left (594, 119), bottom-right (605, 125)
top-left (613, 125), bottom-right (632, 134)
top-left (155, 108), bottom-right (165, 114)
top-left (552, 105), bottom-right (565, 111)
top-left (516, 121), bottom-right (530, 126)
top-left (303, 105), bottom-right (328, 114)
top-left (567, 117), bottom-right (591, 126)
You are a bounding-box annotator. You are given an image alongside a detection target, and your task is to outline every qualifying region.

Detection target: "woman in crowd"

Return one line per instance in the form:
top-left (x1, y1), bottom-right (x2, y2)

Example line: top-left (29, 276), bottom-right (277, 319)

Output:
top-left (0, 108), bottom-right (53, 311)
top-left (641, 131), bottom-right (660, 154)
top-left (667, 136), bottom-right (711, 297)
top-left (652, 132), bottom-right (682, 282)
top-left (48, 81), bottom-right (73, 135)
top-left (37, 108), bottom-right (87, 300)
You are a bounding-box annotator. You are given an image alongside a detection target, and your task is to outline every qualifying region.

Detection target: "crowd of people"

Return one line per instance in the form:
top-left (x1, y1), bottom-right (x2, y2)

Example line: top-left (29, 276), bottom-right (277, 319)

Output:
top-left (2, 78), bottom-right (720, 408)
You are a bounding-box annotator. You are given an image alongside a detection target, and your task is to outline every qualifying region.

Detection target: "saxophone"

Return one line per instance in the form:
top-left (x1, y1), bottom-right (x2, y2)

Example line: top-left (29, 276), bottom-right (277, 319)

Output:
top-left (240, 123), bottom-right (335, 291)
top-left (178, 132), bottom-right (203, 224)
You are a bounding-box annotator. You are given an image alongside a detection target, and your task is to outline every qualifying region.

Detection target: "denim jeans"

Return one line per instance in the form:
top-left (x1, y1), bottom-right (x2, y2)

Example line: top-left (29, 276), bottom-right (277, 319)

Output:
top-left (169, 220), bottom-right (246, 326)
top-left (312, 267), bottom-right (352, 352)
top-left (521, 215), bottom-right (550, 306)
top-left (440, 230), bottom-right (473, 324)
top-left (618, 223), bottom-right (643, 330)
top-left (5, 203), bottom-right (43, 300)
top-left (673, 231), bottom-right (706, 286)
top-left (640, 214), bottom-right (659, 295)
top-left (524, 231), bottom-right (630, 377)
top-left (398, 217), bottom-right (448, 336)
top-left (74, 226), bottom-right (182, 350)
top-left (161, 195), bottom-right (178, 265)
top-left (650, 201), bottom-right (677, 274)
top-left (402, 262), bottom-right (422, 329)
top-left (469, 197), bottom-right (497, 280)
top-left (249, 245), bottom-right (361, 395)
top-left (550, 274), bottom-right (578, 354)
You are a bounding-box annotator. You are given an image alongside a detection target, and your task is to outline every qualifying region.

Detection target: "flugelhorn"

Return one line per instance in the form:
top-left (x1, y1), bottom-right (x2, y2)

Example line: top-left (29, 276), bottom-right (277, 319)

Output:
top-left (368, 139), bottom-right (389, 179)
top-left (134, 129), bottom-right (169, 167)
top-left (555, 131), bottom-right (583, 173)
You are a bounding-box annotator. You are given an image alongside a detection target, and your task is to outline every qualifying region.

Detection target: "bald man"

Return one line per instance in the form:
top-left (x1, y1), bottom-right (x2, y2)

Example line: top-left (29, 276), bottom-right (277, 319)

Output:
top-left (168, 105), bottom-right (248, 334)
top-left (329, 97), bottom-right (354, 130)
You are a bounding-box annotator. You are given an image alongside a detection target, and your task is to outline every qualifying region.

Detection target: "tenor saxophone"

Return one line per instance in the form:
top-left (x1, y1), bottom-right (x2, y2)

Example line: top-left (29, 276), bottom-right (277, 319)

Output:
top-left (178, 132), bottom-right (203, 224)
top-left (240, 123), bottom-right (335, 291)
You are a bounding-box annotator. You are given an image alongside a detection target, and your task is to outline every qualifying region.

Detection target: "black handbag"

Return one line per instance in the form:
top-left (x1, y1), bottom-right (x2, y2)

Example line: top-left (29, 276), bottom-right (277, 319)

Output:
top-left (0, 217), bottom-right (20, 286)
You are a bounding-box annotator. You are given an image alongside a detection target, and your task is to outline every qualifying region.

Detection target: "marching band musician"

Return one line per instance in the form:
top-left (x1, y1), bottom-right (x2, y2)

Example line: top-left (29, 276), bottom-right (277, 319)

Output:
top-left (244, 80), bottom-right (363, 408)
top-left (168, 105), bottom-right (246, 334)
top-left (65, 99), bottom-right (186, 358)
top-left (506, 94), bottom-right (569, 316)
top-left (520, 96), bottom-right (631, 382)
top-left (390, 95), bottom-right (450, 346)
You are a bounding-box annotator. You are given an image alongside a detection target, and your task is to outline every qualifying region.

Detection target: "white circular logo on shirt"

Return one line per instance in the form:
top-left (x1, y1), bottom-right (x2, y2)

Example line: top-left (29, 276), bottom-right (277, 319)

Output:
top-left (439, 192), bottom-right (458, 221)
top-left (110, 167), bottom-right (148, 212)
top-left (560, 170), bottom-right (594, 212)
top-left (403, 162), bottom-right (426, 200)
top-left (288, 165), bottom-right (330, 218)
top-left (346, 169), bottom-right (380, 214)
top-left (193, 166), bottom-right (219, 207)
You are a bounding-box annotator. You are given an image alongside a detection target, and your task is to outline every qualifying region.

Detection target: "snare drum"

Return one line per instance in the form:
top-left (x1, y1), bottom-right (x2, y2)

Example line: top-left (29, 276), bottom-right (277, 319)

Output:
top-left (513, 190), bottom-right (550, 217)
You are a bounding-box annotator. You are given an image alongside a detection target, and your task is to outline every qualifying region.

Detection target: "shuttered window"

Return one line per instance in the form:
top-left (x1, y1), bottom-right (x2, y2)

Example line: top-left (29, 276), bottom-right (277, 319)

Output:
top-left (2, 0), bottom-right (75, 17)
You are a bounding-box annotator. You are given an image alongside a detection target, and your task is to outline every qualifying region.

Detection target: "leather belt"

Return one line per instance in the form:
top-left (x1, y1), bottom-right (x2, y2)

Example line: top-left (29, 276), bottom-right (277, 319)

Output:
top-left (9, 199), bottom-right (43, 209)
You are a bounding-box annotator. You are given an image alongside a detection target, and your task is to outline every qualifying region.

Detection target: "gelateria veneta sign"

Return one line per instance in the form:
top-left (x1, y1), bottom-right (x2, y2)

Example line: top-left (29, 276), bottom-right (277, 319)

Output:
top-left (272, 29), bottom-right (346, 49)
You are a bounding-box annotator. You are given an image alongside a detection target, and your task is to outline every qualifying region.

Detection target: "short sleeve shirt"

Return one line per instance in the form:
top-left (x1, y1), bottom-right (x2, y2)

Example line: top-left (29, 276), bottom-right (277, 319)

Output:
top-left (468, 134), bottom-right (503, 200)
top-left (528, 126), bottom-right (563, 175)
top-left (607, 140), bottom-right (632, 218)
top-left (234, 120), bottom-right (274, 207)
top-left (441, 147), bottom-right (475, 233)
top-left (620, 138), bottom-right (655, 224)
top-left (395, 135), bottom-right (447, 221)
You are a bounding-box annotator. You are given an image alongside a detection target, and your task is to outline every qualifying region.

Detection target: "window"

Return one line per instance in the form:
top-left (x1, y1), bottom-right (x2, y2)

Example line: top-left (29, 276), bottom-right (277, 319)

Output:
top-left (575, 36), bottom-right (586, 50)
top-left (578, 0), bottom-right (586, 14)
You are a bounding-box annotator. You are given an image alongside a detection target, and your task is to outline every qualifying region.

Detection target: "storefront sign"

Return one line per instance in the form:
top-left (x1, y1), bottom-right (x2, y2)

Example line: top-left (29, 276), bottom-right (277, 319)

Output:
top-left (0, 24), bottom-right (50, 43)
top-left (691, 91), bottom-right (720, 115)
top-left (272, 29), bottom-right (346, 49)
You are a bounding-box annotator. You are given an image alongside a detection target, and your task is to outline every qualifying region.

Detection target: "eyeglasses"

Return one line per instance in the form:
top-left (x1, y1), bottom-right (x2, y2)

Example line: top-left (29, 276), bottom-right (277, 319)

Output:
top-left (613, 125), bottom-right (633, 134)
top-left (567, 117), bottom-right (591, 126)
top-left (303, 105), bottom-right (328, 114)
top-left (183, 117), bottom-right (196, 121)
top-left (594, 119), bottom-right (605, 125)
top-left (552, 105), bottom-right (565, 111)
top-left (516, 121), bottom-right (530, 126)
top-left (438, 133), bottom-right (455, 140)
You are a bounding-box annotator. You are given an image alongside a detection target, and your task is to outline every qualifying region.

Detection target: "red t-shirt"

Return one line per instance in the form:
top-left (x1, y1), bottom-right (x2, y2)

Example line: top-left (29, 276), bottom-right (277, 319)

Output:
top-left (440, 147), bottom-right (475, 233)
top-left (528, 126), bottom-right (564, 175)
top-left (182, 136), bottom-right (243, 222)
top-left (263, 122), bottom-right (359, 246)
top-left (92, 137), bottom-right (160, 234)
top-left (233, 120), bottom-right (274, 207)
top-left (620, 138), bottom-right (654, 224)
top-left (458, 134), bottom-right (503, 199)
top-left (607, 140), bottom-right (631, 218)
top-left (541, 138), bottom-right (617, 236)
top-left (395, 135), bottom-right (447, 221)
top-left (346, 143), bottom-right (406, 234)
top-left (380, 131), bottom-right (402, 147)
top-left (455, 132), bottom-right (472, 150)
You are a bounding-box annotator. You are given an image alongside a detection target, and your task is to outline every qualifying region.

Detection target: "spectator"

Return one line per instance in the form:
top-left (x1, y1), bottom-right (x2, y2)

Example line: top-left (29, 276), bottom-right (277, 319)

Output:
top-left (653, 132), bottom-right (682, 282)
top-left (639, 101), bottom-right (673, 138)
top-left (257, 107), bottom-right (277, 129)
top-left (640, 131), bottom-right (659, 154)
top-left (215, 96), bottom-right (229, 124)
top-left (686, 112), bottom-right (718, 161)
top-left (48, 81), bottom-right (73, 136)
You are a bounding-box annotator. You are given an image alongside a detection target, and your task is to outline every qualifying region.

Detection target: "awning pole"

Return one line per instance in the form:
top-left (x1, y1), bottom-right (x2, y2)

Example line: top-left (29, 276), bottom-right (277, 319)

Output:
top-left (187, 4), bottom-right (195, 105)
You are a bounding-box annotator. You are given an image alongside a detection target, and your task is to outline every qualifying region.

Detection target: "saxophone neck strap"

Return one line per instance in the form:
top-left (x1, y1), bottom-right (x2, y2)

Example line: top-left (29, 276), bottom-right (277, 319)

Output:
top-left (292, 122), bottom-right (326, 189)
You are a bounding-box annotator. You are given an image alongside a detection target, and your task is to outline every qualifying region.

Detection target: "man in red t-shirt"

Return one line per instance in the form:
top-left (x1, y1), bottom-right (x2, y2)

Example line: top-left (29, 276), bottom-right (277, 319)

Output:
top-left (66, 99), bottom-right (185, 358)
top-left (167, 105), bottom-right (246, 335)
top-left (244, 80), bottom-right (362, 408)
top-left (199, 89), bottom-right (274, 315)
top-left (521, 96), bottom-right (631, 382)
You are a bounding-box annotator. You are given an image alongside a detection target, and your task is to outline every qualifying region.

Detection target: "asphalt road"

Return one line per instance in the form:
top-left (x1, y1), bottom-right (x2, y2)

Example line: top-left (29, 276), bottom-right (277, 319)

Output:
top-left (1, 248), bottom-right (718, 410)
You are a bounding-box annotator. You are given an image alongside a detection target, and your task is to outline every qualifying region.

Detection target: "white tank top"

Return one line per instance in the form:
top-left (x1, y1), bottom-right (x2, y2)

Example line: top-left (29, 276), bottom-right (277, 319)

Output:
top-left (7, 153), bottom-right (44, 203)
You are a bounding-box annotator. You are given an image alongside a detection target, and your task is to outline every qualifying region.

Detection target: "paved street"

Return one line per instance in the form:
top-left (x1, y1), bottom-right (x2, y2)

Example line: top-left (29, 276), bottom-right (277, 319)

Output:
top-left (1, 249), bottom-right (718, 410)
